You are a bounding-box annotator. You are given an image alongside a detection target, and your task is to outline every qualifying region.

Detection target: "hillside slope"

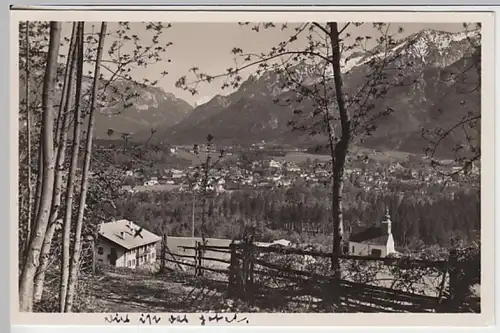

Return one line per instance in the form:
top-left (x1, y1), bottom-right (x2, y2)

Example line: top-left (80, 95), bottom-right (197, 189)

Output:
top-left (19, 73), bottom-right (194, 140)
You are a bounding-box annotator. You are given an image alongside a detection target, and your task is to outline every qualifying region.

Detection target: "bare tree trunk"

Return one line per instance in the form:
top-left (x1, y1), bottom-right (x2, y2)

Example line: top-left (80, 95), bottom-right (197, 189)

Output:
top-left (200, 148), bottom-right (211, 244)
top-left (59, 22), bottom-right (84, 312)
top-left (65, 22), bottom-right (107, 312)
top-left (327, 22), bottom-right (349, 275)
top-left (24, 21), bottom-right (32, 256)
top-left (18, 21), bottom-right (62, 312)
top-left (32, 141), bottom-right (43, 228)
top-left (191, 192), bottom-right (196, 238)
top-left (33, 22), bottom-right (78, 303)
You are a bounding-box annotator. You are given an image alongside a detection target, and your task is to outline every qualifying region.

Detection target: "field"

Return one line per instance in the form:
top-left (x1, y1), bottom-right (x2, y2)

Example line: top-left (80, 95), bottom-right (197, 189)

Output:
top-left (276, 152), bottom-right (332, 163)
top-left (250, 150), bottom-right (410, 165)
top-left (123, 184), bottom-right (182, 192)
top-left (364, 150), bottom-right (412, 163)
top-left (172, 149), bottom-right (239, 164)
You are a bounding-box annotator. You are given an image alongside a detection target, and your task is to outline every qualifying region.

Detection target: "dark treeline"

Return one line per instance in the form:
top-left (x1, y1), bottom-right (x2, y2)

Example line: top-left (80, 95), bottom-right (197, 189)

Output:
top-left (113, 184), bottom-right (479, 250)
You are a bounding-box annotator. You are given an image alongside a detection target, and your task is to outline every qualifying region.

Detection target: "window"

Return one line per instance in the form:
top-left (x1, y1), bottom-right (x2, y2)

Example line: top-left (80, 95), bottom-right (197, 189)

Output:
top-left (107, 254), bottom-right (110, 260)
top-left (151, 252), bottom-right (155, 259)
top-left (132, 259), bottom-right (135, 265)
top-left (127, 260), bottom-right (131, 267)
top-left (371, 249), bottom-right (382, 258)
top-left (97, 247), bottom-right (104, 255)
top-left (351, 246), bottom-right (355, 253)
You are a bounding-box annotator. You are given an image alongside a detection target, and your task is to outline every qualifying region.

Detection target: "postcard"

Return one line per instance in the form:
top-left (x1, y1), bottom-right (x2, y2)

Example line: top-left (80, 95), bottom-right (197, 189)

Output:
top-left (10, 6), bottom-right (495, 327)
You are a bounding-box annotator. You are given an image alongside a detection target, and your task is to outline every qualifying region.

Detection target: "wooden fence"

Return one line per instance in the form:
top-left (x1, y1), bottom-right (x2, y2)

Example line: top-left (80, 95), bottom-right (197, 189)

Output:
top-left (159, 235), bottom-right (232, 278)
top-left (160, 237), bottom-right (480, 313)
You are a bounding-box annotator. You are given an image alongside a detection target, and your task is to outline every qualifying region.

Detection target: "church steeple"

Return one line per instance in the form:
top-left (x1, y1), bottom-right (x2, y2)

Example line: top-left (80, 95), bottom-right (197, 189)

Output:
top-left (380, 208), bottom-right (392, 235)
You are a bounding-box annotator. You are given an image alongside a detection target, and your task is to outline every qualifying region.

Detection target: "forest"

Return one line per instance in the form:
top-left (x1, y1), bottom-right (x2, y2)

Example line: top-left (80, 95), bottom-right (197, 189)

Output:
top-left (114, 184), bottom-right (480, 250)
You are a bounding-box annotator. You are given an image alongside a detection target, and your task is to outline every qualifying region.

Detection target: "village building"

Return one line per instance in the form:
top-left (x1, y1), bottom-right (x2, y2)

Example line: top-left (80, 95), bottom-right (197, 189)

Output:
top-left (268, 159), bottom-right (281, 169)
top-left (347, 209), bottom-right (396, 258)
top-left (96, 219), bottom-right (161, 269)
top-left (144, 176), bottom-right (159, 186)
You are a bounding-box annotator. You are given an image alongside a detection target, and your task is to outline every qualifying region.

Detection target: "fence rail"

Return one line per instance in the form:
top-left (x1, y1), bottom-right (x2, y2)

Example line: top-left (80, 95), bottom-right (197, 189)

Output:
top-left (159, 236), bottom-right (480, 313)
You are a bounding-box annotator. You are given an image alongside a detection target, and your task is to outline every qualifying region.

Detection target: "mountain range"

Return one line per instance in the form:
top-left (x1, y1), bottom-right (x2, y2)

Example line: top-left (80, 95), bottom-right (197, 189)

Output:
top-left (137, 28), bottom-right (480, 158)
top-left (19, 72), bottom-right (194, 140)
top-left (90, 80), bottom-right (193, 140)
top-left (20, 28), bottom-right (481, 158)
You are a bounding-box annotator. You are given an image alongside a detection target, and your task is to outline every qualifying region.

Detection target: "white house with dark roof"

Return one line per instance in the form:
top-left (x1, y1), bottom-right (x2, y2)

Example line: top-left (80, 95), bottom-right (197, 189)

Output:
top-left (347, 209), bottom-right (396, 258)
top-left (96, 219), bottom-right (161, 269)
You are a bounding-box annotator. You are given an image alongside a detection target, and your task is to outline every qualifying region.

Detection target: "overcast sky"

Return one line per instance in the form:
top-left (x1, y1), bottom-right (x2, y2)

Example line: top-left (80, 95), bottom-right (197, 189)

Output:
top-left (62, 22), bottom-right (470, 106)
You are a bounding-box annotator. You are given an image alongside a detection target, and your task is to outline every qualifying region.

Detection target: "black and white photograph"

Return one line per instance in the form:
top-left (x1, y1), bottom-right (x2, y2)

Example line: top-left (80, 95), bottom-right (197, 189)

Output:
top-left (12, 7), bottom-right (494, 325)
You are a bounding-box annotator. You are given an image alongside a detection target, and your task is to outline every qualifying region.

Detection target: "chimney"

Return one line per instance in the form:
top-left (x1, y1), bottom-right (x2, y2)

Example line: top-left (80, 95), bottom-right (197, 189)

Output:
top-left (380, 208), bottom-right (392, 235)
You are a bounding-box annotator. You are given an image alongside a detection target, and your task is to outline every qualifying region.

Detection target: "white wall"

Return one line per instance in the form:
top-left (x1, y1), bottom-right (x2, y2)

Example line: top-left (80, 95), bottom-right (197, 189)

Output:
top-left (96, 237), bottom-right (158, 268)
top-left (123, 243), bottom-right (158, 269)
top-left (348, 241), bottom-right (387, 257)
top-left (95, 238), bottom-right (126, 267)
top-left (386, 234), bottom-right (396, 255)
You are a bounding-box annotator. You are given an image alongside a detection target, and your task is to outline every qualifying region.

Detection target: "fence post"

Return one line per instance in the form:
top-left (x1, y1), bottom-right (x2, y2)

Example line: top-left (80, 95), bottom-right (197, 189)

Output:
top-left (194, 241), bottom-right (199, 277)
top-left (228, 242), bottom-right (237, 297)
top-left (239, 243), bottom-right (247, 299)
top-left (198, 241), bottom-right (203, 277)
top-left (248, 242), bottom-right (255, 304)
top-left (447, 249), bottom-right (463, 312)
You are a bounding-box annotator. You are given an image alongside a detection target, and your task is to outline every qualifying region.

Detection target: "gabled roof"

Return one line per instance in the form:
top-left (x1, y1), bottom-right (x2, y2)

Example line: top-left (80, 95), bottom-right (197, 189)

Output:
top-left (349, 226), bottom-right (389, 245)
top-left (360, 234), bottom-right (390, 246)
top-left (349, 209), bottom-right (392, 246)
top-left (98, 219), bottom-right (161, 250)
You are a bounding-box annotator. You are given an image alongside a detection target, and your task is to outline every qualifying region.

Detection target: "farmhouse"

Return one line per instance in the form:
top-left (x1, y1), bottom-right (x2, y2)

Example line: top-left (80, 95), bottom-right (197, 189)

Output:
top-left (96, 219), bottom-right (161, 269)
top-left (347, 209), bottom-right (396, 258)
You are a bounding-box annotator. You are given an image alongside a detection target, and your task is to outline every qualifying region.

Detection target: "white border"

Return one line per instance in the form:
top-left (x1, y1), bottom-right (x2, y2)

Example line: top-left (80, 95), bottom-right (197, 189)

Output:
top-left (9, 6), bottom-right (497, 328)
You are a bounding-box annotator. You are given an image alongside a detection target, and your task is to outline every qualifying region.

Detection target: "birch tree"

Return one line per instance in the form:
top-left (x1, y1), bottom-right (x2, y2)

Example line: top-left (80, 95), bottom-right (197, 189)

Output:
top-left (33, 22), bottom-right (79, 303)
top-left (18, 21), bottom-right (49, 264)
top-left (59, 21), bottom-right (85, 312)
top-left (65, 22), bottom-right (107, 312)
top-left (19, 21), bottom-right (62, 312)
top-left (24, 21), bottom-right (32, 258)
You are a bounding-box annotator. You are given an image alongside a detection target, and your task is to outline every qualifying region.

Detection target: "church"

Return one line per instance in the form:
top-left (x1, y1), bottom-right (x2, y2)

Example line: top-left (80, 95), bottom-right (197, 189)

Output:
top-left (347, 209), bottom-right (397, 258)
